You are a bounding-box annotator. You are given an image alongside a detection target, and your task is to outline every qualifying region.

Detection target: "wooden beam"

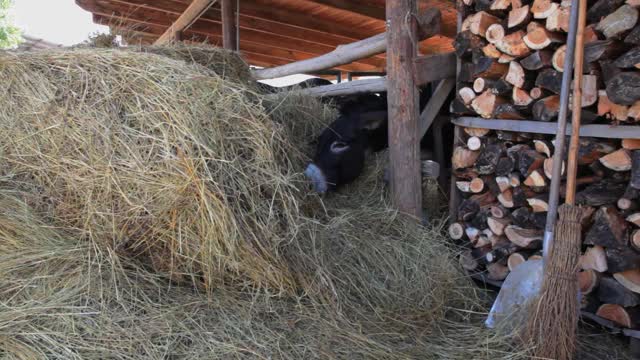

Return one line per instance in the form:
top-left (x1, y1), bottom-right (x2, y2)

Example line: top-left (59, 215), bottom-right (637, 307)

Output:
top-left (80, 0), bottom-right (385, 69)
top-left (387, 0), bottom-right (422, 219)
top-left (291, 52), bottom-right (456, 97)
top-left (419, 78), bottom-right (456, 137)
top-left (453, 117), bottom-right (640, 139)
top-left (221, 0), bottom-right (237, 50)
top-left (306, 0), bottom-right (385, 19)
top-left (155, 0), bottom-right (216, 45)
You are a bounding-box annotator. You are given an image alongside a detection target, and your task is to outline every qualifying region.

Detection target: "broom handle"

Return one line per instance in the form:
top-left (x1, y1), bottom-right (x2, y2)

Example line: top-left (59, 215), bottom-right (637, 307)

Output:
top-left (542, 0), bottom-right (581, 261)
top-left (565, 0), bottom-right (588, 205)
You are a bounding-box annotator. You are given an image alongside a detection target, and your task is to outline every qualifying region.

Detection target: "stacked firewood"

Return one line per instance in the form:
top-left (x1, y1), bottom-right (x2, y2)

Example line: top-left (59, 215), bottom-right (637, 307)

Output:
top-left (450, 127), bottom-right (640, 328)
top-left (453, 0), bottom-right (640, 123)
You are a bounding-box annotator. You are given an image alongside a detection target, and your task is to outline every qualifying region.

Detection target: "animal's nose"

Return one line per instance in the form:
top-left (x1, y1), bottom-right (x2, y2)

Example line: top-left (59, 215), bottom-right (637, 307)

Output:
top-left (304, 163), bottom-right (328, 194)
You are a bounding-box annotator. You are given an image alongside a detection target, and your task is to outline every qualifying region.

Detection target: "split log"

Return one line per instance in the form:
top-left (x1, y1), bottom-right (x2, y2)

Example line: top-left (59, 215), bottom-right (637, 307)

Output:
top-left (585, 206), bottom-right (630, 248)
top-left (587, 0), bottom-right (626, 24)
top-left (543, 157), bottom-right (565, 179)
top-left (598, 276), bottom-right (640, 307)
top-left (606, 72), bottom-right (640, 106)
top-left (628, 101), bottom-right (640, 121)
top-left (578, 138), bottom-right (617, 165)
top-left (600, 149), bottom-right (633, 171)
top-left (486, 23), bottom-right (506, 44)
top-left (585, 40), bottom-right (629, 66)
top-left (464, 127), bottom-right (492, 137)
top-left (466, 226), bottom-right (481, 243)
top-left (460, 249), bottom-right (481, 271)
top-left (577, 181), bottom-right (628, 206)
top-left (507, 252), bottom-right (528, 271)
top-left (498, 188), bottom-right (515, 208)
top-left (475, 143), bottom-right (505, 174)
top-left (596, 304), bottom-right (640, 328)
top-left (606, 245), bottom-right (640, 273)
top-left (535, 68), bottom-right (562, 94)
top-left (518, 148), bottom-right (545, 176)
top-left (601, 60), bottom-right (624, 86)
top-left (454, 31), bottom-right (487, 58)
top-left (631, 151), bottom-right (640, 189)
top-left (459, 87), bottom-right (477, 105)
top-left (521, 50), bottom-right (553, 70)
top-left (471, 90), bottom-right (509, 118)
top-left (580, 246), bottom-right (609, 272)
top-left (552, 44), bottom-right (566, 72)
top-left (483, 43), bottom-right (502, 58)
top-left (496, 156), bottom-right (516, 177)
top-left (496, 176), bottom-right (512, 192)
top-left (449, 222), bottom-right (466, 240)
top-left (467, 136), bottom-right (483, 151)
top-left (533, 139), bottom-right (553, 157)
top-left (495, 30), bottom-right (531, 57)
top-left (470, 191), bottom-right (499, 207)
top-left (488, 216), bottom-right (511, 236)
top-left (486, 241), bottom-right (519, 263)
top-left (505, 61), bottom-right (527, 88)
top-left (524, 169), bottom-right (547, 188)
top-left (510, 172), bottom-right (523, 187)
top-left (508, 5), bottom-right (531, 29)
top-left (619, 185), bottom-right (639, 210)
top-left (523, 23), bottom-right (565, 50)
top-left (528, 196), bottom-right (549, 212)
top-left (596, 5), bottom-right (639, 40)
top-left (580, 74), bottom-right (599, 107)
top-left (505, 225), bottom-right (543, 248)
top-left (546, 6), bottom-right (570, 32)
top-left (578, 270), bottom-right (600, 295)
top-left (628, 212), bottom-right (640, 226)
top-left (490, 0), bottom-right (512, 11)
top-left (624, 140), bottom-right (640, 151)
top-left (453, 146), bottom-right (481, 169)
top-left (491, 204), bottom-right (509, 218)
top-left (499, 54), bottom-right (518, 64)
top-left (472, 57), bottom-right (511, 79)
top-left (633, 230), bottom-right (640, 253)
top-left (529, 86), bottom-right (546, 100)
top-left (584, 25), bottom-right (600, 44)
top-left (513, 86), bottom-right (534, 105)
top-left (469, 12), bottom-right (502, 37)
top-left (614, 47), bottom-right (640, 69)
top-left (626, 24), bottom-right (640, 44)
top-left (614, 269), bottom-right (640, 294)
top-left (487, 262), bottom-right (510, 281)
top-left (531, 0), bottom-right (558, 19)
top-left (533, 95), bottom-right (561, 121)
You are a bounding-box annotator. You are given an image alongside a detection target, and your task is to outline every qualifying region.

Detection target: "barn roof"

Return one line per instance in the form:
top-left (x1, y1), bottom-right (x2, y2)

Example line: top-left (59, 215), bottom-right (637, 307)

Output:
top-left (75, 0), bottom-right (457, 75)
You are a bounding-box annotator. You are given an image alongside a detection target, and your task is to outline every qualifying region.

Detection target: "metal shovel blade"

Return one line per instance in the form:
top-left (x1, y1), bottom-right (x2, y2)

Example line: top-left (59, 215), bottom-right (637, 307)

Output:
top-left (485, 259), bottom-right (543, 330)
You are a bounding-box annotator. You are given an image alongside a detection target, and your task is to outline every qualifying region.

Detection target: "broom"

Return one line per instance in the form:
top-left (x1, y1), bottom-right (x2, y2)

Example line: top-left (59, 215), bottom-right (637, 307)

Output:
top-left (524, 0), bottom-right (587, 358)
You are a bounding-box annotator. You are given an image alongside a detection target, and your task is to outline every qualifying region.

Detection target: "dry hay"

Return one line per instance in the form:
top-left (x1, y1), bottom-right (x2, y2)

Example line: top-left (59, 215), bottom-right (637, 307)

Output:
top-left (0, 46), bottom-right (630, 359)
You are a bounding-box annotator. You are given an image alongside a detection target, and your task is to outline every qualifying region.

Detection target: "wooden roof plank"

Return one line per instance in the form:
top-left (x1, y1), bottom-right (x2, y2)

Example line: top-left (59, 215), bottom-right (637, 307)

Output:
top-left (155, 0), bottom-right (215, 44)
top-left (305, 0), bottom-right (385, 19)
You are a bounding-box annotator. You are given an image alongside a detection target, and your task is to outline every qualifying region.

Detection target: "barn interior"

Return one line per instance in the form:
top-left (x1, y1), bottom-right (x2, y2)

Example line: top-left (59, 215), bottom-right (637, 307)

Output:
top-left (2, 0), bottom-right (640, 358)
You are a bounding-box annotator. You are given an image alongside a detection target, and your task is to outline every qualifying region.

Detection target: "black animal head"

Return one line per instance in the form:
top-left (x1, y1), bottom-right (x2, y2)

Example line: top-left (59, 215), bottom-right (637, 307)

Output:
top-left (305, 104), bottom-right (387, 194)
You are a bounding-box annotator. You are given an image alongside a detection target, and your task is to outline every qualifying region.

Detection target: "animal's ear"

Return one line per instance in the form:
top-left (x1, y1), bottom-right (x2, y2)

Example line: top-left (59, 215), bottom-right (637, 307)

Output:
top-left (330, 140), bottom-right (351, 154)
top-left (359, 110), bottom-right (387, 130)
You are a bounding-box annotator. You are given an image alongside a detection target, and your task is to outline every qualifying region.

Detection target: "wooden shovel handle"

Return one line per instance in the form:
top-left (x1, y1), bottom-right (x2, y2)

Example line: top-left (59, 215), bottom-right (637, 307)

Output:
top-left (565, 0), bottom-right (587, 205)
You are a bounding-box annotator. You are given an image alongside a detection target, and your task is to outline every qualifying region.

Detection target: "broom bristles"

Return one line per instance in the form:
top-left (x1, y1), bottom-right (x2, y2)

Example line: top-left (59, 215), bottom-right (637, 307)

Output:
top-left (524, 204), bottom-right (584, 360)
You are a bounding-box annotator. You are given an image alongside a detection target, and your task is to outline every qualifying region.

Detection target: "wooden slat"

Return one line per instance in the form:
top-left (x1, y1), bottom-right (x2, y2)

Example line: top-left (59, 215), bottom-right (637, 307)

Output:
top-left (419, 78), bottom-right (455, 137)
top-left (155, 0), bottom-right (216, 44)
top-left (453, 117), bottom-right (640, 139)
top-left (306, 0), bottom-right (385, 19)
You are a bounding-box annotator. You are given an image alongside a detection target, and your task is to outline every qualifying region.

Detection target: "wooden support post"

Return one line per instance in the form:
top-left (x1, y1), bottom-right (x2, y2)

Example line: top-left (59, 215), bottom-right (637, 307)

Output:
top-left (221, 0), bottom-right (238, 51)
top-left (387, 0), bottom-right (422, 219)
top-left (155, 0), bottom-right (216, 45)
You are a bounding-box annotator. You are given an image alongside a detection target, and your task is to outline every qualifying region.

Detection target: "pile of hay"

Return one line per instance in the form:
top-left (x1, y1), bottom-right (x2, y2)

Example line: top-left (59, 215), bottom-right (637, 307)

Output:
top-left (0, 46), bottom-right (630, 359)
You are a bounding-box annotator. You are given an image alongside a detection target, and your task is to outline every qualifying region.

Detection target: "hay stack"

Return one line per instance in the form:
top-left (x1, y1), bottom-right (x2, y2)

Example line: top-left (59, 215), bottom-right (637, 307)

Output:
top-left (0, 48), bottom-right (330, 294)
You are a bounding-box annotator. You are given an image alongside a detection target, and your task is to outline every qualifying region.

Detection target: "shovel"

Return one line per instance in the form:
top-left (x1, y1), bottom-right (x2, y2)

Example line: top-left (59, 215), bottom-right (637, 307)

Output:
top-left (485, 0), bottom-right (583, 330)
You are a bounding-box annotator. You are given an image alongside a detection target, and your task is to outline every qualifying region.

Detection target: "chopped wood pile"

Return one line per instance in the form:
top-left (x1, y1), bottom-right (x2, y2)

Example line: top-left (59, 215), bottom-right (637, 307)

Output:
top-left (450, 127), bottom-right (640, 329)
top-left (453, 0), bottom-right (640, 123)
